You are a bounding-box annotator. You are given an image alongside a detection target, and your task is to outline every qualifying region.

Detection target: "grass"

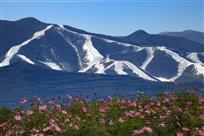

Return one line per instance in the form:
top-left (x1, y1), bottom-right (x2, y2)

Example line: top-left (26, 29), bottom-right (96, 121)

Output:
top-left (0, 90), bottom-right (204, 136)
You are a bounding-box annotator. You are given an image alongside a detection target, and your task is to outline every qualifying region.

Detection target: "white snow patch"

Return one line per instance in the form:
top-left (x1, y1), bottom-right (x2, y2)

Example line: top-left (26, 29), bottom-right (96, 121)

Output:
top-left (113, 61), bottom-right (128, 75)
top-left (103, 38), bottom-right (135, 47)
top-left (193, 63), bottom-right (204, 75)
top-left (187, 52), bottom-right (203, 64)
top-left (156, 77), bottom-right (171, 82)
top-left (17, 54), bottom-right (35, 65)
top-left (39, 61), bottom-right (62, 71)
top-left (0, 25), bottom-right (53, 67)
top-left (92, 59), bottom-right (157, 81)
top-left (121, 61), bottom-right (157, 81)
top-left (79, 35), bottom-right (104, 72)
top-left (94, 63), bottom-right (106, 74)
top-left (140, 47), bottom-right (154, 70)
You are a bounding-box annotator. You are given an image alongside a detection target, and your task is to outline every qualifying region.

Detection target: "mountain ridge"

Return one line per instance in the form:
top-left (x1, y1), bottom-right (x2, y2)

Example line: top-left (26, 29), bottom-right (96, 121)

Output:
top-left (159, 30), bottom-right (204, 44)
top-left (0, 17), bottom-right (204, 83)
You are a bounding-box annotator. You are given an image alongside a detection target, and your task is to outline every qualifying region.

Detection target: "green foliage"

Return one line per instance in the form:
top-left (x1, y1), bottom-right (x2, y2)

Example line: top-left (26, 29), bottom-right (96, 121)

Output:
top-left (0, 108), bottom-right (13, 123)
top-left (0, 91), bottom-right (204, 136)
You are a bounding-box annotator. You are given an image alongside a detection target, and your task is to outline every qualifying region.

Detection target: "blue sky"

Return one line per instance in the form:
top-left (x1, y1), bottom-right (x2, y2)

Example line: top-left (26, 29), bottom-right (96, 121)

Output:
top-left (1, 0), bottom-right (203, 35)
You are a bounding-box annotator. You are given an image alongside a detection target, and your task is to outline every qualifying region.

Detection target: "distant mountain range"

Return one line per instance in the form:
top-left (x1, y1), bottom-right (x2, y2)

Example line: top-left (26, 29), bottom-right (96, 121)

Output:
top-left (159, 30), bottom-right (204, 44)
top-left (1, 17), bottom-right (204, 107)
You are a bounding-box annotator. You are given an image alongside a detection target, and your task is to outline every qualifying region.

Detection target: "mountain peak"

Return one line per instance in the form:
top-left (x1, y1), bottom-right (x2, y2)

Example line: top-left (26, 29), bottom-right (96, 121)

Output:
top-left (127, 30), bottom-right (149, 37)
top-left (17, 17), bottom-right (42, 24)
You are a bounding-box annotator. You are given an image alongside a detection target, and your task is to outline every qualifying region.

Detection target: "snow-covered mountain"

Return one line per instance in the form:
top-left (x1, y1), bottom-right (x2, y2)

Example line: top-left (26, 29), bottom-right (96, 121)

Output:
top-left (1, 17), bottom-right (204, 83)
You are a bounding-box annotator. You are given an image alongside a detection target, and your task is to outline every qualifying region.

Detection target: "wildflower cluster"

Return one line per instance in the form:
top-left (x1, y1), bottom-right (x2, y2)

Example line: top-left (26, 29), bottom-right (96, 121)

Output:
top-left (0, 91), bottom-right (204, 136)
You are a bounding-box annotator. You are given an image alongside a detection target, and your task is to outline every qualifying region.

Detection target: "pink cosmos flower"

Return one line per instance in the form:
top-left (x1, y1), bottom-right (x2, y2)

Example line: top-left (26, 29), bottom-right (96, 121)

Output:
top-left (5, 130), bottom-right (14, 136)
top-left (125, 110), bottom-right (135, 117)
top-left (182, 127), bottom-right (189, 131)
top-left (199, 114), bottom-right (204, 120)
top-left (162, 106), bottom-right (168, 111)
top-left (66, 94), bottom-right (73, 99)
top-left (47, 100), bottom-right (54, 104)
top-left (164, 98), bottom-right (170, 103)
top-left (201, 126), bottom-right (204, 131)
top-left (197, 125), bottom-right (204, 136)
top-left (32, 97), bottom-right (41, 102)
top-left (43, 126), bottom-right (51, 132)
top-left (99, 107), bottom-right (107, 113)
top-left (61, 110), bottom-right (67, 115)
top-left (72, 98), bottom-right (79, 102)
top-left (81, 107), bottom-right (88, 113)
top-left (198, 129), bottom-right (204, 136)
top-left (26, 110), bottom-right (33, 115)
top-left (118, 117), bottom-right (125, 123)
top-left (32, 128), bottom-right (39, 133)
top-left (138, 108), bottom-right (143, 113)
top-left (134, 112), bottom-right (140, 116)
top-left (198, 126), bottom-right (204, 136)
top-left (143, 127), bottom-right (153, 133)
top-left (132, 128), bottom-right (144, 136)
top-left (20, 99), bottom-right (28, 104)
top-left (50, 119), bottom-right (55, 124)
top-left (120, 99), bottom-right (126, 105)
top-left (130, 101), bottom-right (137, 107)
top-left (54, 125), bottom-right (61, 132)
top-left (0, 122), bottom-right (7, 128)
top-left (108, 96), bottom-right (112, 100)
top-left (186, 101), bottom-right (192, 105)
top-left (14, 115), bottom-right (22, 121)
top-left (50, 123), bottom-right (61, 132)
top-left (145, 110), bottom-right (151, 115)
top-left (54, 104), bottom-right (61, 109)
top-left (39, 105), bottom-right (47, 111)
top-left (199, 98), bottom-right (204, 103)
top-left (132, 126), bottom-right (153, 135)
top-left (197, 106), bottom-right (204, 110)
top-left (156, 102), bottom-right (161, 107)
